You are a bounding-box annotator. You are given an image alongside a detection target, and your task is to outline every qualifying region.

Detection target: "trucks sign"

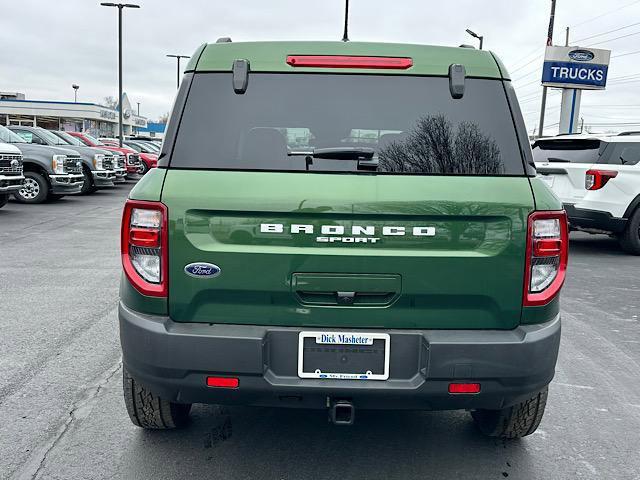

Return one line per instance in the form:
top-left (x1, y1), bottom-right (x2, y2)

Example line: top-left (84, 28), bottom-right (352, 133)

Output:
top-left (541, 46), bottom-right (611, 90)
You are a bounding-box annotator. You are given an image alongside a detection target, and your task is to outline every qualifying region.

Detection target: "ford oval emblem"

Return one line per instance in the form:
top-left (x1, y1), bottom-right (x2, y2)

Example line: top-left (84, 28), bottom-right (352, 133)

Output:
top-left (568, 49), bottom-right (594, 62)
top-left (184, 262), bottom-right (221, 278)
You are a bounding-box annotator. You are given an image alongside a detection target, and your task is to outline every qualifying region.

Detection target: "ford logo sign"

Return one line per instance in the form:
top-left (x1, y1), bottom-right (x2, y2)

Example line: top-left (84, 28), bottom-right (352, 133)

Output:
top-left (184, 262), bottom-right (221, 278)
top-left (568, 49), bottom-right (594, 62)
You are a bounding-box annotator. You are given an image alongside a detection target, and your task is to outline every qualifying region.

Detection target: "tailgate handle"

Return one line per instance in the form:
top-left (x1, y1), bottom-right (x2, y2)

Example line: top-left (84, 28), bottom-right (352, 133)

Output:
top-left (537, 167), bottom-right (568, 175)
top-left (291, 273), bottom-right (401, 307)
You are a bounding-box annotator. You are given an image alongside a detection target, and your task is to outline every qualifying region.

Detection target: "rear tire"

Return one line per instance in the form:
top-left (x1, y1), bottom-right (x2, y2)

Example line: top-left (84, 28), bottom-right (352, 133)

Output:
top-left (14, 172), bottom-right (49, 204)
top-left (471, 387), bottom-right (548, 439)
top-left (123, 368), bottom-right (191, 429)
top-left (618, 208), bottom-right (640, 255)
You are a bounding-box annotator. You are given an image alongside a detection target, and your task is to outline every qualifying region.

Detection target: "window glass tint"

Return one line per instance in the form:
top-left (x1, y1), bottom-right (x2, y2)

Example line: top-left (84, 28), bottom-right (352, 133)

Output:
top-left (14, 130), bottom-right (34, 143)
top-left (170, 73), bottom-right (525, 175)
top-left (532, 139), bottom-right (601, 164)
top-left (606, 143), bottom-right (640, 166)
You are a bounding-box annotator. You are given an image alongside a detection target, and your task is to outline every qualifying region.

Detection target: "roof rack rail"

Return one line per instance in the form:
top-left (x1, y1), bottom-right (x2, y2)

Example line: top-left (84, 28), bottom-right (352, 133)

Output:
top-left (216, 37), bottom-right (232, 43)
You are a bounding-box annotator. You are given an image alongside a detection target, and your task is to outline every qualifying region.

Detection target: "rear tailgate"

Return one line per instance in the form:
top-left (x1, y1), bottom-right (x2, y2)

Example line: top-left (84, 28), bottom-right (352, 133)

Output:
top-left (163, 170), bottom-right (534, 329)
top-left (533, 138), bottom-right (601, 204)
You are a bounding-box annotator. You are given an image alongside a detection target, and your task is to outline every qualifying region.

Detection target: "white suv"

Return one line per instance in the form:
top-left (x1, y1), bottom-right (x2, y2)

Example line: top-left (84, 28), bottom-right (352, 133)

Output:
top-left (533, 133), bottom-right (640, 254)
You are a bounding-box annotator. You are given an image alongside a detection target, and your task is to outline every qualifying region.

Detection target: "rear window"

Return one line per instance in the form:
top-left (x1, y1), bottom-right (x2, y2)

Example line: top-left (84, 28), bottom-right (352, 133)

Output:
top-left (604, 143), bottom-right (640, 166)
top-left (169, 73), bottom-right (526, 175)
top-left (532, 139), bottom-right (601, 164)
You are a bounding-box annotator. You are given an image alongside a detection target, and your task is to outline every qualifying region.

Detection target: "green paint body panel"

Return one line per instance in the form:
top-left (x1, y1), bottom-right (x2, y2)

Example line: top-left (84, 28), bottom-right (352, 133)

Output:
top-left (120, 275), bottom-right (167, 316)
top-left (161, 170), bottom-right (536, 329)
top-left (128, 167), bottom-right (166, 201)
top-left (529, 177), bottom-right (563, 211)
top-left (191, 41), bottom-right (504, 79)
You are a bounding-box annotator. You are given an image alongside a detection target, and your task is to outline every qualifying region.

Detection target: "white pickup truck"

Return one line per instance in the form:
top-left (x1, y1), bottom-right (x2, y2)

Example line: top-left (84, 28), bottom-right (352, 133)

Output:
top-left (0, 141), bottom-right (25, 209)
top-left (533, 133), bottom-right (640, 254)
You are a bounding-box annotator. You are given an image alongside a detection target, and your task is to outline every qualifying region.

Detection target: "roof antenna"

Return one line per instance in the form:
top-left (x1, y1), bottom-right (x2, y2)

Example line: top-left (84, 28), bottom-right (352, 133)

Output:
top-left (341, 0), bottom-right (350, 42)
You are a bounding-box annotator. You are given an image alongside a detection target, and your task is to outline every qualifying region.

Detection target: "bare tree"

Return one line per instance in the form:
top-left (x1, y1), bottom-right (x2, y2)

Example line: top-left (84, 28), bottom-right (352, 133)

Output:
top-left (157, 112), bottom-right (170, 123)
top-left (378, 114), bottom-right (503, 175)
top-left (103, 96), bottom-right (118, 109)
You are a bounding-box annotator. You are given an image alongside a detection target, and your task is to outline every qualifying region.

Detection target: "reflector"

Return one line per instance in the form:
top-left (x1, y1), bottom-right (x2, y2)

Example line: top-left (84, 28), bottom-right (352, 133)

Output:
top-left (448, 383), bottom-right (481, 394)
top-left (206, 377), bottom-right (239, 388)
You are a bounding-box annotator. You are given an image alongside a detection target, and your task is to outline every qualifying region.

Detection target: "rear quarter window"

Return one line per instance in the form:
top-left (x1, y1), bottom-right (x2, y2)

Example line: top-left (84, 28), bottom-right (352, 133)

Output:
top-left (604, 143), bottom-right (640, 166)
top-left (169, 73), bottom-right (527, 175)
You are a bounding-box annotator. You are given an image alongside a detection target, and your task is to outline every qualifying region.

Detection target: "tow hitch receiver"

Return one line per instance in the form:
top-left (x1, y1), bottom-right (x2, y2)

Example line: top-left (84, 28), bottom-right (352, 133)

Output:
top-left (329, 400), bottom-right (355, 426)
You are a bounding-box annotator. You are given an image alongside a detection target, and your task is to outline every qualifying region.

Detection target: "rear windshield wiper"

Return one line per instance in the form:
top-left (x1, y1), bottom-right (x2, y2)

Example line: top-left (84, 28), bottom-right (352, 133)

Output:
top-left (547, 157), bottom-right (572, 163)
top-left (289, 147), bottom-right (375, 160)
top-left (289, 147), bottom-right (378, 171)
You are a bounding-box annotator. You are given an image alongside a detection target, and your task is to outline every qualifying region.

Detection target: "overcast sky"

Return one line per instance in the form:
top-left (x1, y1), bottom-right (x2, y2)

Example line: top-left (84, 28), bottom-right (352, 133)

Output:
top-left (1, 0), bottom-right (639, 134)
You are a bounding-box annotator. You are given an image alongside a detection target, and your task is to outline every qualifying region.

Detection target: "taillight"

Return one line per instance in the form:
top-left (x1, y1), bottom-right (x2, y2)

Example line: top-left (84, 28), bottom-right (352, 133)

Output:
top-left (523, 211), bottom-right (568, 307)
top-left (585, 169), bottom-right (618, 190)
top-left (121, 200), bottom-right (168, 297)
top-left (286, 55), bottom-right (413, 69)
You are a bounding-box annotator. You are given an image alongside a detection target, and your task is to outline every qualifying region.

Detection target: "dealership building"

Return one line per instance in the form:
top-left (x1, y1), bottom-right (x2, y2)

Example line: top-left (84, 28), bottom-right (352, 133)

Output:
top-left (0, 91), bottom-right (147, 137)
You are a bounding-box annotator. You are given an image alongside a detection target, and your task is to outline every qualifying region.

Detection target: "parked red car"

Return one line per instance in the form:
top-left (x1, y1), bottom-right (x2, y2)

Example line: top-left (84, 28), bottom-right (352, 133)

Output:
top-left (100, 138), bottom-right (158, 174)
top-left (67, 132), bottom-right (142, 176)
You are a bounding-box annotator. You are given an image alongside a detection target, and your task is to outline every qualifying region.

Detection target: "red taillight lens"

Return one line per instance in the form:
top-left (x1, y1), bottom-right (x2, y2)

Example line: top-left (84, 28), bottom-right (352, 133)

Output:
top-left (129, 227), bottom-right (160, 248)
top-left (121, 200), bottom-right (168, 297)
top-left (585, 169), bottom-right (618, 190)
top-left (523, 211), bottom-right (569, 307)
top-left (206, 377), bottom-right (239, 389)
top-left (448, 383), bottom-right (481, 394)
top-left (286, 55), bottom-right (413, 69)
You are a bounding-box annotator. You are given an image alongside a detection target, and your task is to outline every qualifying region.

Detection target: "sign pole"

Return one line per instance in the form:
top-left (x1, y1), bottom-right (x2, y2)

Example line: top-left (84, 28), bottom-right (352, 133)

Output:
top-left (559, 88), bottom-right (581, 134)
top-left (538, 0), bottom-right (556, 138)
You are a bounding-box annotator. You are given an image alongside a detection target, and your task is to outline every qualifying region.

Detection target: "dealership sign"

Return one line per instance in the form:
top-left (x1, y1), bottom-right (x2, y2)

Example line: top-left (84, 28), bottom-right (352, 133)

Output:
top-left (541, 46), bottom-right (611, 90)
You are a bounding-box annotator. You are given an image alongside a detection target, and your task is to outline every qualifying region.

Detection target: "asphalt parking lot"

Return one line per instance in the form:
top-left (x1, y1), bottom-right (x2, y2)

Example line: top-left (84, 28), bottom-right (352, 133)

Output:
top-left (1, 184), bottom-right (639, 480)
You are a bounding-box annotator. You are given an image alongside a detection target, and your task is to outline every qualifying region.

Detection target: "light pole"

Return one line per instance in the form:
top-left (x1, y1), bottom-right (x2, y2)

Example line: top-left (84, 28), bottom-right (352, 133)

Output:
top-left (72, 84), bottom-right (79, 102)
top-left (465, 29), bottom-right (483, 50)
top-left (100, 2), bottom-right (140, 147)
top-left (136, 102), bottom-right (140, 115)
top-left (167, 54), bottom-right (190, 89)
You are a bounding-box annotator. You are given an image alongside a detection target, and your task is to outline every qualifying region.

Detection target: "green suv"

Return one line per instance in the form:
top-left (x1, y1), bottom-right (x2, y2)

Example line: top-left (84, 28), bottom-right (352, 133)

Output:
top-left (119, 40), bottom-right (566, 437)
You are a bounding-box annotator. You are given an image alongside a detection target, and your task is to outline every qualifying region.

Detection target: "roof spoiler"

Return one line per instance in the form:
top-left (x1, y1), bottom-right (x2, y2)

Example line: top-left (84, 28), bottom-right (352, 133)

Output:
top-left (216, 37), bottom-right (232, 43)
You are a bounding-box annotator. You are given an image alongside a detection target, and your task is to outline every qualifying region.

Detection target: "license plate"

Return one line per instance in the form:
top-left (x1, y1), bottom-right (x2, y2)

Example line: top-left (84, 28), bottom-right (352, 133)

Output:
top-left (297, 331), bottom-right (390, 380)
top-left (540, 175), bottom-right (555, 188)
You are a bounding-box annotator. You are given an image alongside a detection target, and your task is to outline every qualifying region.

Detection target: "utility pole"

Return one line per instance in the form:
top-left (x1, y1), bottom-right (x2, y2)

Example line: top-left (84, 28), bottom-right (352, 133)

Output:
top-left (101, 2), bottom-right (140, 147)
top-left (538, 0), bottom-right (556, 139)
top-left (167, 54), bottom-right (190, 89)
top-left (342, 0), bottom-right (350, 42)
top-left (136, 102), bottom-right (140, 116)
top-left (565, 26), bottom-right (570, 46)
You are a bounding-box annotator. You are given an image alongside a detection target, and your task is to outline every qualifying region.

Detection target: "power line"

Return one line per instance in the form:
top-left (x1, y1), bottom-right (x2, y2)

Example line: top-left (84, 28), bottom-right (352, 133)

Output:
top-left (505, 47), bottom-right (545, 71)
top-left (612, 49), bottom-right (640, 58)
top-left (570, 0), bottom-right (640, 28)
top-left (510, 55), bottom-right (544, 76)
top-left (572, 21), bottom-right (640, 43)
top-left (586, 29), bottom-right (640, 47)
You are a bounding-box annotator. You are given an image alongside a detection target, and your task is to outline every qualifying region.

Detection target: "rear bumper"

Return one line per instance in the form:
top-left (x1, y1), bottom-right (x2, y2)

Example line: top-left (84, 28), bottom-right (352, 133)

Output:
top-left (0, 174), bottom-right (25, 193)
top-left (49, 174), bottom-right (84, 195)
top-left (119, 302), bottom-right (561, 411)
top-left (564, 203), bottom-right (627, 233)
